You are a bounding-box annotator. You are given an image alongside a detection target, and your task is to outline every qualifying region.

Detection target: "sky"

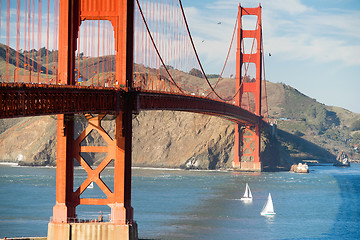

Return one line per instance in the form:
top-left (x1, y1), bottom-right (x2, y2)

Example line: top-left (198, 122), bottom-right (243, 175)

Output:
top-left (181, 0), bottom-right (360, 113)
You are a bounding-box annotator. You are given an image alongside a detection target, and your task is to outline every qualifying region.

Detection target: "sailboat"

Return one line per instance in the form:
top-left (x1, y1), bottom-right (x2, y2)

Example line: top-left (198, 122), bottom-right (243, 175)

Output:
top-left (261, 193), bottom-right (276, 216)
top-left (240, 183), bottom-right (253, 201)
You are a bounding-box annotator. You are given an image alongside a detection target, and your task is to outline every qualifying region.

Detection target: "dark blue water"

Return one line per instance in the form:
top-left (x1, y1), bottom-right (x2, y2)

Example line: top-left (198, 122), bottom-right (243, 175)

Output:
top-left (0, 163), bottom-right (359, 239)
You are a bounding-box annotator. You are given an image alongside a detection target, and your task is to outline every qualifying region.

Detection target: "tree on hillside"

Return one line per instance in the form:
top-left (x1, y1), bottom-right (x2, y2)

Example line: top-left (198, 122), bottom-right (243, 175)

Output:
top-left (189, 68), bottom-right (203, 78)
top-left (306, 105), bottom-right (340, 133)
top-left (350, 119), bottom-right (360, 131)
top-left (206, 74), bottom-right (220, 79)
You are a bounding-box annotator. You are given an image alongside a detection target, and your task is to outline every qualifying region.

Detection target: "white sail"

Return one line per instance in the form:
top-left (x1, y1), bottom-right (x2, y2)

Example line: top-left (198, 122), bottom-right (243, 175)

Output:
top-left (261, 193), bottom-right (276, 216)
top-left (241, 183), bottom-right (252, 201)
top-left (87, 182), bottom-right (94, 189)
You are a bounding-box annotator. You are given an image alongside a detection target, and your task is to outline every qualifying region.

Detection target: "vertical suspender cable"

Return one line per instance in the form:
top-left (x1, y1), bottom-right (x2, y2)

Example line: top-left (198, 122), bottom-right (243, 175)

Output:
top-left (139, 4), bottom-right (144, 88)
top-left (53, 0), bottom-right (58, 84)
top-left (166, 0), bottom-right (169, 91)
top-left (107, 23), bottom-right (110, 82)
top-left (28, 0), bottom-right (31, 71)
top-left (142, 5), bottom-right (145, 89)
top-left (0, 1), bottom-right (1, 59)
top-left (38, 0), bottom-right (42, 83)
top-left (151, 0), bottom-right (155, 90)
top-left (77, 20), bottom-right (81, 85)
top-left (83, 22), bottom-right (87, 84)
top-left (86, 22), bottom-right (89, 84)
top-left (160, 0), bottom-right (163, 91)
top-left (89, 21), bottom-right (92, 85)
top-left (32, 0), bottom-right (35, 75)
top-left (178, 0), bottom-right (248, 101)
top-left (28, 0), bottom-right (31, 82)
top-left (24, 0), bottom-right (27, 82)
top-left (97, 20), bottom-right (100, 86)
top-left (157, 0), bottom-right (160, 88)
top-left (16, 0), bottom-right (20, 82)
top-left (6, 0), bottom-right (10, 82)
top-left (102, 21), bottom-right (105, 86)
top-left (173, 0), bottom-right (177, 89)
top-left (89, 21), bottom-right (91, 84)
top-left (136, 0), bottom-right (185, 94)
top-left (46, 0), bottom-right (49, 83)
top-left (106, 23), bottom-right (108, 79)
top-left (261, 31), bottom-right (268, 121)
top-left (144, 0), bottom-right (147, 89)
top-left (91, 21), bottom-right (94, 86)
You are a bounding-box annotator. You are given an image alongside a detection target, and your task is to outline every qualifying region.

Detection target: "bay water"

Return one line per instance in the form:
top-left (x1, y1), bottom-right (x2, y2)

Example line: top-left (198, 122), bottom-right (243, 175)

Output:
top-left (0, 163), bottom-right (359, 239)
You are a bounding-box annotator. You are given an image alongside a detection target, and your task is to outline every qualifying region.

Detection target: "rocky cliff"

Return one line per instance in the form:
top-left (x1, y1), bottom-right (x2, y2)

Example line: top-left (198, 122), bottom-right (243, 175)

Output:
top-left (0, 110), bottom-right (290, 170)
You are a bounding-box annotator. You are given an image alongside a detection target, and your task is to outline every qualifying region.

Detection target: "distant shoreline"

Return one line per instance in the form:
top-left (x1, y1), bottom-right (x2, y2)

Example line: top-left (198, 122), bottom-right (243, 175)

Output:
top-left (0, 162), bottom-right (232, 172)
top-left (1, 161), bottom-right (359, 171)
top-left (0, 162), bottom-right (18, 166)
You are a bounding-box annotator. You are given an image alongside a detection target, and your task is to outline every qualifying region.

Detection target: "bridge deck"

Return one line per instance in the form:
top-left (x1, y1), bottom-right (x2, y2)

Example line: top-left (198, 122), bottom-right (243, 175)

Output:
top-left (0, 83), bottom-right (261, 125)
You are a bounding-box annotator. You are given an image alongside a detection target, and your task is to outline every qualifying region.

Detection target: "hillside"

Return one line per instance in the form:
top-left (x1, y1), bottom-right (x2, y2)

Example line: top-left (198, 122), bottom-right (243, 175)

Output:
top-left (1, 45), bottom-right (359, 170)
top-left (265, 82), bottom-right (360, 161)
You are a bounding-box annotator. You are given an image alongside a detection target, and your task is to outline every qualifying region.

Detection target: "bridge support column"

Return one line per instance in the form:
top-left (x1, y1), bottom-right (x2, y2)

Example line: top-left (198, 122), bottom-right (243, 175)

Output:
top-left (233, 4), bottom-right (263, 171)
top-left (48, 111), bottom-right (137, 240)
top-left (233, 124), bottom-right (262, 172)
top-left (233, 124), bottom-right (242, 168)
top-left (52, 114), bottom-right (75, 223)
top-left (49, 0), bottom-right (137, 238)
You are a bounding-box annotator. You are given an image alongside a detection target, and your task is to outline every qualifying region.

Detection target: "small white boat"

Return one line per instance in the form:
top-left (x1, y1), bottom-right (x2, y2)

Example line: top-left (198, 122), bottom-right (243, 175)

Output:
top-left (260, 193), bottom-right (276, 216)
top-left (240, 183), bottom-right (253, 201)
top-left (87, 182), bottom-right (94, 189)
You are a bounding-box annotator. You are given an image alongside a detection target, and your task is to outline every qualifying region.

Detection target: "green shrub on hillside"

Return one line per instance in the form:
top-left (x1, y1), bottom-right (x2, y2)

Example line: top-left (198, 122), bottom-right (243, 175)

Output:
top-left (350, 119), bottom-right (360, 131)
top-left (353, 132), bottom-right (360, 141)
top-left (305, 105), bottom-right (340, 132)
top-left (189, 68), bottom-right (203, 78)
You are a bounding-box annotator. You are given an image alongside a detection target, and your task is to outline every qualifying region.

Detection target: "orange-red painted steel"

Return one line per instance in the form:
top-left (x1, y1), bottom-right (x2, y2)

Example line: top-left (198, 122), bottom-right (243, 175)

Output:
top-left (0, 83), bottom-right (264, 126)
top-left (234, 4), bottom-right (263, 168)
top-left (0, 83), bottom-right (118, 118)
top-left (52, 0), bottom-right (135, 225)
top-left (138, 91), bottom-right (261, 125)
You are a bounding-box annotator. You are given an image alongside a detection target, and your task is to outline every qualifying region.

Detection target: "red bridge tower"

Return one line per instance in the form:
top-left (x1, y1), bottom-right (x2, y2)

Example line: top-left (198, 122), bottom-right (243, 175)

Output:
top-left (48, 0), bottom-right (137, 239)
top-left (233, 4), bottom-right (263, 171)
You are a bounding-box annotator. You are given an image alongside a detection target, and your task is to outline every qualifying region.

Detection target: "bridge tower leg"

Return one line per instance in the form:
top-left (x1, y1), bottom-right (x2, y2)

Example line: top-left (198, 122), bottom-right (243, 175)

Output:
top-left (233, 4), bottom-right (263, 172)
top-left (48, 0), bottom-right (137, 239)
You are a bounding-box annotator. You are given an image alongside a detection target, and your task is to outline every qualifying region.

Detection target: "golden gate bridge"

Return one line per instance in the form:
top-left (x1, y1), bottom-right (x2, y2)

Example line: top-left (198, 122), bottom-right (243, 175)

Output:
top-left (0, 0), bottom-right (269, 239)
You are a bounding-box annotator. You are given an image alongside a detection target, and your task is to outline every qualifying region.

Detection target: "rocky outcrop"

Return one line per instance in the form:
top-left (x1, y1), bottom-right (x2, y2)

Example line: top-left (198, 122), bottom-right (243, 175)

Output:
top-left (0, 116), bottom-right (57, 166)
top-left (290, 163), bottom-right (309, 173)
top-left (132, 111), bottom-right (235, 169)
top-left (334, 151), bottom-right (350, 167)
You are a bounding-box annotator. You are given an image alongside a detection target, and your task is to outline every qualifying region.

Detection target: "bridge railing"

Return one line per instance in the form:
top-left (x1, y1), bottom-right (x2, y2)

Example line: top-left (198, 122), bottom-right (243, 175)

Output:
top-left (49, 216), bottom-right (135, 225)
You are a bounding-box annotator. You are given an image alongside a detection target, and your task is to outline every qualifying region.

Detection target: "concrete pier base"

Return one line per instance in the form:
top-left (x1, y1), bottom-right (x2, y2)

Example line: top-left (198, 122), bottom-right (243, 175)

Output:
top-left (233, 162), bottom-right (262, 172)
top-left (232, 161), bottom-right (241, 168)
top-left (47, 222), bottom-right (138, 240)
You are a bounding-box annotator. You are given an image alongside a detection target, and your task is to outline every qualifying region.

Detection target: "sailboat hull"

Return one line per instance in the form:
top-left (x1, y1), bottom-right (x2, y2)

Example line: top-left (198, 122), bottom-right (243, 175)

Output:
top-left (240, 197), bottom-right (252, 201)
top-left (260, 212), bottom-right (276, 216)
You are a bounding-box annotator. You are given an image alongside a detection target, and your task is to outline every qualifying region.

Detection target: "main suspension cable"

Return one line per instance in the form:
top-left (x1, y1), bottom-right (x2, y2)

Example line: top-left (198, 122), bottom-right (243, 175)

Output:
top-left (205, 11), bottom-right (239, 98)
top-left (135, 0), bottom-right (186, 94)
top-left (178, 0), bottom-right (229, 101)
top-left (178, 0), bottom-right (258, 102)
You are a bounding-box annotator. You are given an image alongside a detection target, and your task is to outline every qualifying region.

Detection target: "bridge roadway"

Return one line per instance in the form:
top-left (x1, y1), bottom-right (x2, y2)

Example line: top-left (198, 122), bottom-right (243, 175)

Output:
top-left (0, 82), bottom-right (263, 126)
